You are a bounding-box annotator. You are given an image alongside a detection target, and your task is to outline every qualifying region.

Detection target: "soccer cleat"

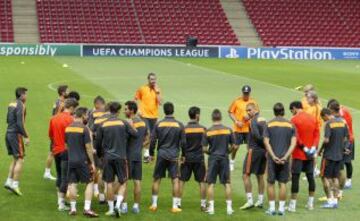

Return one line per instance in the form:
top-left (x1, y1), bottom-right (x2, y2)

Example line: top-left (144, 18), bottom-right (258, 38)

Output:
top-left (277, 210), bottom-right (285, 216)
top-left (200, 206), bottom-right (207, 212)
top-left (305, 203), bottom-right (314, 211)
top-left (318, 196), bottom-right (327, 202)
top-left (11, 187), bottom-right (23, 196)
top-left (120, 207), bottom-right (128, 214)
top-left (132, 207), bottom-right (140, 214)
top-left (227, 208), bottom-right (234, 215)
top-left (114, 207), bottom-right (121, 218)
top-left (344, 183), bottom-right (352, 190)
top-left (254, 201), bottom-right (263, 209)
top-left (287, 206), bottom-right (296, 213)
top-left (149, 205), bottom-right (157, 212)
top-left (206, 209), bottom-right (215, 215)
top-left (171, 207), bottom-right (182, 213)
top-left (43, 173), bottom-right (57, 181)
top-left (69, 210), bottom-right (77, 216)
top-left (265, 209), bottom-right (276, 216)
top-left (105, 211), bottom-right (115, 216)
top-left (239, 202), bottom-right (254, 210)
top-left (83, 210), bottom-right (99, 218)
top-left (4, 183), bottom-right (12, 192)
top-left (320, 202), bottom-right (337, 209)
top-left (58, 205), bottom-right (70, 212)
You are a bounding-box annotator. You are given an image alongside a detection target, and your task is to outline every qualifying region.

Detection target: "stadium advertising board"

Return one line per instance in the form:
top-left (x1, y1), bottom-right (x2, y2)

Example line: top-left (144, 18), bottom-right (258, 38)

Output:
top-left (0, 44), bottom-right (81, 56)
top-left (220, 46), bottom-right (360, 60)
top-left (82, 45), bottom-right (219, 58)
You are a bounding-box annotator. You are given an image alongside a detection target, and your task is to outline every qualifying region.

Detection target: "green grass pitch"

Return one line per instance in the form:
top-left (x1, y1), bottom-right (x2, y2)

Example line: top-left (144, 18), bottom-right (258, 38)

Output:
top-left (0, 57), bottom-right (359, 221)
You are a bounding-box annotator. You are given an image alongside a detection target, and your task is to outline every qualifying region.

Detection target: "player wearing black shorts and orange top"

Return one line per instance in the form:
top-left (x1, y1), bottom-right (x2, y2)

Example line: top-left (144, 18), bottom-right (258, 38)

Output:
top-left (178, 106), bottom-right (207, 211)
top-left (228, 85), bottom-right (258, 171)
top-left (4, 87), bottom-right (30, 196)
top-left (240, 103), bottom-right (267, 210)
top-left (319, 107), bottom-right (349, 209)
top-left (264, 103), bottom-right (296, 216)
top-left (87, 96), bottom-right (106, 202)
top-left (44, 85), bottom-right (69, 181)
top-left (121, 101), bottom-right (149, 214)
top-left (96, 102), bottom-right (138, 217)
top-left (149, 102), bottom-right (185, 213)
top-left (203, 109), bottom-right (235, 216)
top-left (66, 107), bottom-right (98, 217)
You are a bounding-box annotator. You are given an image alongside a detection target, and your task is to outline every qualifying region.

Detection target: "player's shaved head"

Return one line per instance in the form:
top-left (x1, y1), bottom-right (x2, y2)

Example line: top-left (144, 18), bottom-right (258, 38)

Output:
top-left (212, 109), bottom-right (222, 121)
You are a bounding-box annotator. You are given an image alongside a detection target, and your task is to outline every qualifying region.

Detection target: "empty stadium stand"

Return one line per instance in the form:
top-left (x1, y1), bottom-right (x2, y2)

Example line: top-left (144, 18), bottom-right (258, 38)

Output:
top-left (0, 0), bottom-right (14, 42)
top-left (243, 0), bottom-right (360, 47)
top-left (36, 0), bottom-right (239, 45)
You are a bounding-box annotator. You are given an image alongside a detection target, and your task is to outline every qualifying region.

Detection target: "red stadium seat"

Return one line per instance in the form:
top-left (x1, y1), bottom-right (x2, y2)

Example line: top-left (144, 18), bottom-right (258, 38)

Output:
top-left (0, 0), bottom-right (14, 42)
top-left (36, 0), bottom-right (239, 45)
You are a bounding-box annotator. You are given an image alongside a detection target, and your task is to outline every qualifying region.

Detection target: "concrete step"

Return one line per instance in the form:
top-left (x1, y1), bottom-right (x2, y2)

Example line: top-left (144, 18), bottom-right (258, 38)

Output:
top-left (220, 0), bottom-right (262, 47)
top-left (12, 0), bottom-right (39, 43)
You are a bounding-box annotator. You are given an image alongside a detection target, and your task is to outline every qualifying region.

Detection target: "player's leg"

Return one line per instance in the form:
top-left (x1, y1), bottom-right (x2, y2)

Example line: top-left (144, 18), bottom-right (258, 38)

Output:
top-left (102, 160), bottom-right (116, 216)
top-left (345, 162), bottom-right (353, 188)
top-left (113, 159), bottom-right (129, 217)
top-left (205, 158), bottom-right (217, 215)
top-left (4, 159), bottom-right (15, 190)
top-left (221, 158), bottom-right (233, 215)
top-left (306, 172), bottom-right (316, 210)
top-left (68, 183), bottom-right (78, 215)
top-left (171, 177), bottom-right (181, 213)
top-left (278, 182), bottom-right (287, 215)
top-left (230, 133), bottom-right (242, 171)
top-left (195, 162), bottom-right (207, 211)
top-left (289, 159), bottom-right (301, 212)
top-left (82, 164), bottom-right (98, 217)
top-left (207, 184), bottom-right (215, 214)
top-left (133, 180), bottom-right (141, 213)
top-left (338, 161), bottom-right (346, 198)
top-left (255, 174), bottom-right (265, 208)
top-left (265, 160), bottom-right (276, 215)
top-left (240, 150), bottom-right (254, 210)
top-left (150, 156), bottom-right (166, 211)
top-left (44, 151), bottom-right (56, 180)
top-left (199, 182), bottom-right (207, 211)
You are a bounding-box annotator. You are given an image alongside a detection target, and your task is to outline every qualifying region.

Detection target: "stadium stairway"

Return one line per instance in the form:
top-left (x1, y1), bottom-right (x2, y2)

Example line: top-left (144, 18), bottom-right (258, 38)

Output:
top-left (12, 0), bottom-right (39, 43)
top-left (220, 0), bottom-right (262, 47)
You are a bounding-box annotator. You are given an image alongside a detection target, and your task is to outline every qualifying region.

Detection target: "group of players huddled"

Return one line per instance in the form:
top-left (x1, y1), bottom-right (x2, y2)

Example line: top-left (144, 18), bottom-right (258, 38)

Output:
top-left (4, 73), bottom-right (354, 217)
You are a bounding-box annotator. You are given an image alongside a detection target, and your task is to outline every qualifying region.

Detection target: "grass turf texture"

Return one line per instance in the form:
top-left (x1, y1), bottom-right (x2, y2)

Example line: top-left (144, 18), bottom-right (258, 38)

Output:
top-left (0, 57), bottom-right (359, 221)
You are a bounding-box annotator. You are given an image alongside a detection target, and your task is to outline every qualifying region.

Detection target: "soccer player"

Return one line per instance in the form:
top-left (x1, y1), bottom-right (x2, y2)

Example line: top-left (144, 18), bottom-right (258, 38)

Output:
top-left (240, 103), bottom-right (267, 210)
top-left (68, 91), bottom-right (81, 102)
top-left (49, 98), bottom-right (78, 211)
top-left (178, 106), bottom-right (207, 211)
top-left (121, 101), bottom-right (149, 214)
top-left (44, 85), bottom-right (69, 181)
top-left (135, 73), bottom-right (162, 163)
top-left (318, 107), bottom-right (349, 209)
top-left (66, 107), bottom-right (98, 217)
top-left (301, 84), bottom-right (315, 111)
top-left (86, 96), bottom-right (106, 200)
top-left (228, 85), bottom-right (258, 171)
top-left (263, 103), bottom-right (296, 216)
top-left (96, 102), bottom-right (138, 217)
top-left (203, 109), bottom-right (235, 215)
top-left (4, 87), bottom-right (30, 196)
top-left (288, 101), bottom-right (320, 212)
top-left (149, 102), bottom-right (185, 213)
top-left (327, 99), bottom-right (354, 189)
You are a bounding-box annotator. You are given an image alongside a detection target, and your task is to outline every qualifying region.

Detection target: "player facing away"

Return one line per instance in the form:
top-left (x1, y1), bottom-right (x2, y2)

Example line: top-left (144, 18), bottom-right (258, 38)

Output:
top-left (263, 103), bottom-right (296, 216)
top-left (135, 73), bottom-right (162, 163)
top-left (318, 107), bottom-right (349, 209)
top-left (288, 101), bottom-right (320, 212)
top-left (86, 96), bottom-right (106, 202)
top-left (240, 103), bottom-right (267, 210)
top-left (4, 87), bottom-right (29, 196)
top-left (66, 107), bottom-right (98, 217)
top-left (96, 102), bottom-right (138, 217)
top-left (149, 102), bottom-right (185, 213)
top-left (178, 106), bottom-right (207, 211)
top-left (49, 98), bottom-right (78, 211)
top-left (203, 109), bottom-right (235, 215)
top-left (228, 85), bottom-right (258, 171)
top-left (121, 101), bottom-right (149, 214)
top-left (327, 99), bottom-right (355, 190)
top-left (44, 85), bottom-right (69, 181)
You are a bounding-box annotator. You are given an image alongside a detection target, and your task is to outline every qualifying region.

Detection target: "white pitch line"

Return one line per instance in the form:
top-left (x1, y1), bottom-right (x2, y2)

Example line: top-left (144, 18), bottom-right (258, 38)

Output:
top-left (165, 58), bottom-right (360, 115)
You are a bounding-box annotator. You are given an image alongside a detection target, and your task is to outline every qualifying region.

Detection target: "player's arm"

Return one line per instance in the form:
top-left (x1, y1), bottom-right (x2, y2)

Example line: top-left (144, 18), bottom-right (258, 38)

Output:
top-left (16, 103), bottom-right (28, 139)
top-left (318, 123), bottom-right (331, 156)
top-left (228, 129), bottom-right (236, 152)
top-left (95, 126), bottom-right (104, 158)
top-left (149, 124), bottom-right (158, 158)
top-left (202, 132), bottom-right (209, 155)
top-left (281, 135), bottom-right (297, 162)
top-left (125, 119), bottom-right (138, 137)
top-left (263, 128), bottom-right (280, 163)
top-left (228, 101), bottom-right (243, 128)
top-left (312, 123), bottom-right (320, 147)
top-left (154, 84), bottom-right (162, 105)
